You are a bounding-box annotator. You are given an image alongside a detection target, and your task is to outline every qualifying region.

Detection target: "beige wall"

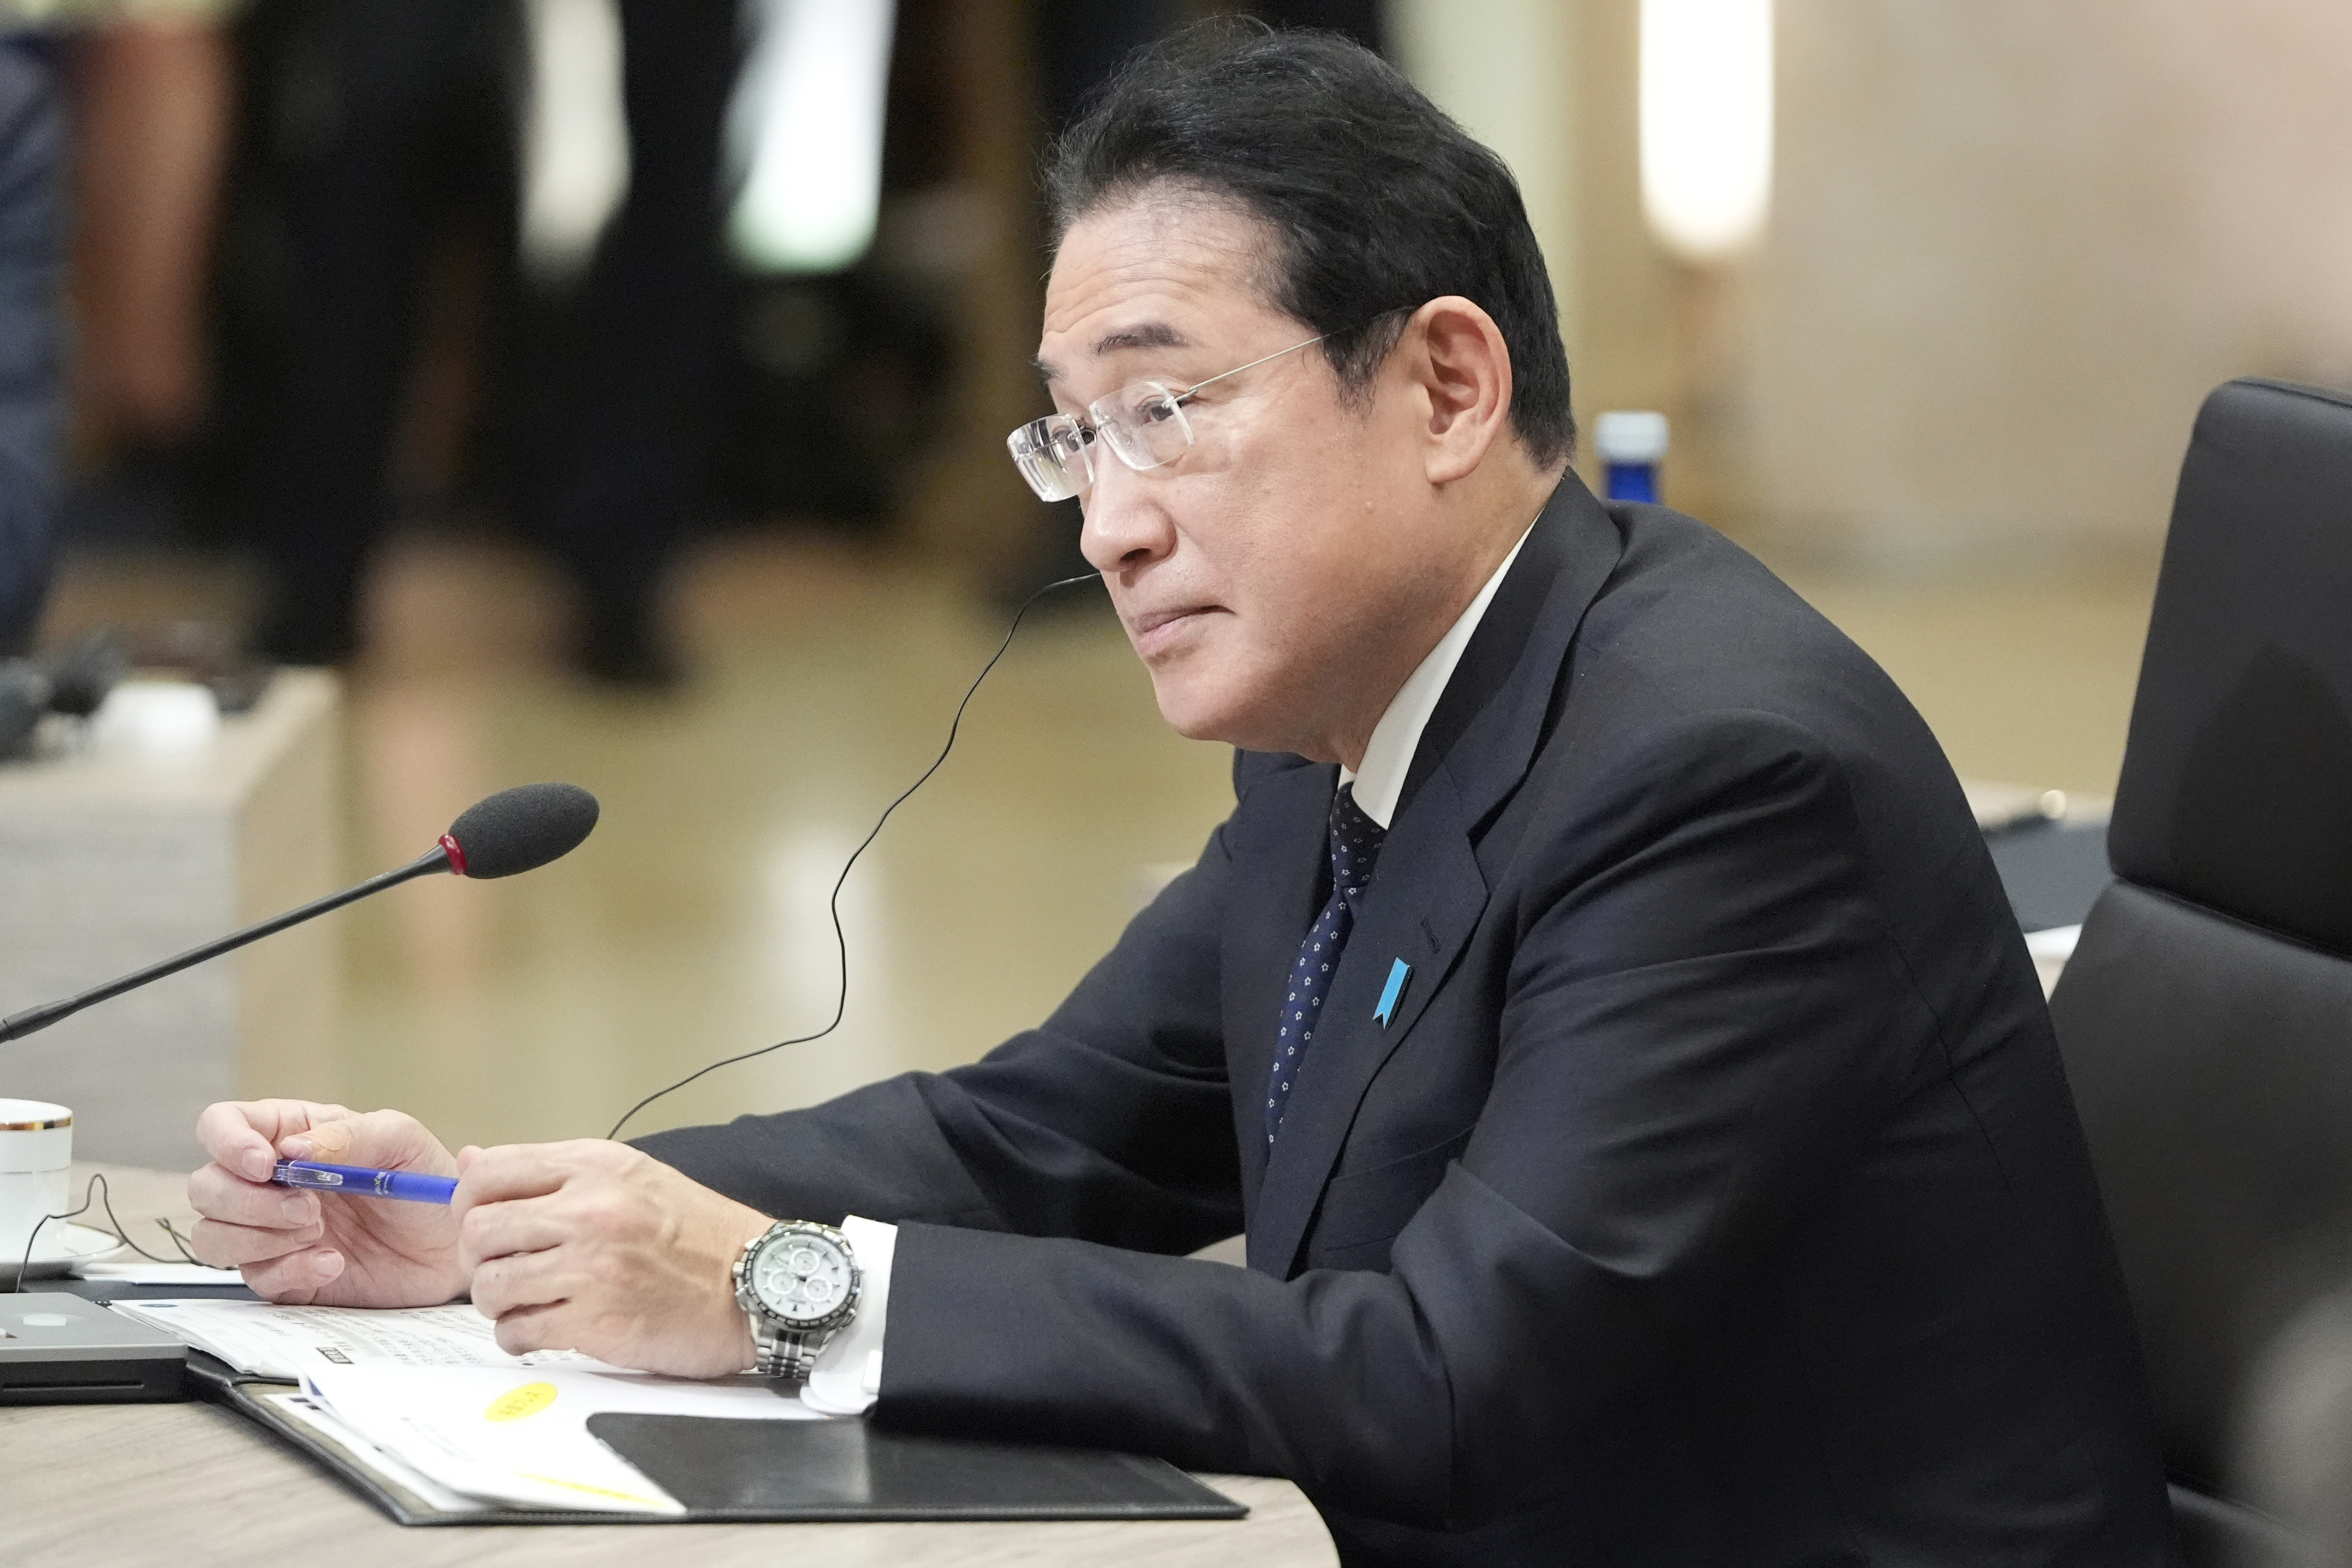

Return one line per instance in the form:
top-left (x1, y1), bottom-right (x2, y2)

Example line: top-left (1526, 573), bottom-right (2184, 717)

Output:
top-left (1398, 0), bottom-right (2352, 566)
top-left (1743, 0), bottom-right (2352, 565)
top-left (1391, 0), bottom-right (1580, 352)
top-left (1398, 0), bottom-right (1739, 523)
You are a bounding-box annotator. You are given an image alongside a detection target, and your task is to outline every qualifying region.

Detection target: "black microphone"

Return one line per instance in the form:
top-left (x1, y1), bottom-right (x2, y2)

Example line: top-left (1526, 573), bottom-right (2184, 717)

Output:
top-left (0, 782), bottom-right (599, 1044)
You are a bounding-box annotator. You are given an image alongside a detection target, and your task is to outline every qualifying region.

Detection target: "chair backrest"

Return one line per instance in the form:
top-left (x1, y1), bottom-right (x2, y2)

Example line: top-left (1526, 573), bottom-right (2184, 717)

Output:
top-left (2050, 379), bottom-right (2352, 1536)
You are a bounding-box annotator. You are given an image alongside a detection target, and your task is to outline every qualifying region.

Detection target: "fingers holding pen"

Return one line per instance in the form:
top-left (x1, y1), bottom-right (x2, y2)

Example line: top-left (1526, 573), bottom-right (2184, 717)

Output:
top-left (187, 1161), bottom-right (319, 1230)
top-left (184, 1197), bottom-right (352, 1303)
top-left (186, 1212), bottom-right (325, 1269)
top-left (188, 1104), bottom-right (336, 1281)
top-left (240, 1244), bottom-right (348, 1304)
top-left (280, 1108), bottom-right (459, 1176)
top-left (196, 1098), bottom-right (358, 1183)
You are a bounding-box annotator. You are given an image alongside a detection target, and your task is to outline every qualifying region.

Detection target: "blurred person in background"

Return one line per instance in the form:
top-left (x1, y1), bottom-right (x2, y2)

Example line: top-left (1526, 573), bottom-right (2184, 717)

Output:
top-left (226, 0), bottom-right (736, 683)
top-left (222, 0), bottom-right (518, 670)
top-left (56, 1), bottom-right (234, 549)
top-left (0, 26), bottom-right (65, 654)
top-left (503, 0), bottom-right (737, 684)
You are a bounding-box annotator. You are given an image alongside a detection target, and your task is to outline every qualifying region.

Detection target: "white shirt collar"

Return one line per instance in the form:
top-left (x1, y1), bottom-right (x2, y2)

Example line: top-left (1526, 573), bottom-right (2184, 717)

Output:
top-left (1342, 521), bottom-right (1536, 829)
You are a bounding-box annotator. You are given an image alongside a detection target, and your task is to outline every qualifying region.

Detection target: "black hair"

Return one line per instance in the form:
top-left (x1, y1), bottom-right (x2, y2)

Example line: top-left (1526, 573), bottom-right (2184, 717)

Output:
top-left (1045, 23), bottom-right (1574, 468)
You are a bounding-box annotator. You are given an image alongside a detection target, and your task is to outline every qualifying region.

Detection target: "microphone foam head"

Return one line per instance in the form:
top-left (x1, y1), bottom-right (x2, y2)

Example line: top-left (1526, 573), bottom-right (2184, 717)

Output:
top-left (444, 783), bottom-right (599, 879)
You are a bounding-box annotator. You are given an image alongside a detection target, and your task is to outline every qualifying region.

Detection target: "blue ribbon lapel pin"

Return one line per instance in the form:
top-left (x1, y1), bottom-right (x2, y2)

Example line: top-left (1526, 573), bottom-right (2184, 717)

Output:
top-left (1374, 958), bottom-right (1412, 1028)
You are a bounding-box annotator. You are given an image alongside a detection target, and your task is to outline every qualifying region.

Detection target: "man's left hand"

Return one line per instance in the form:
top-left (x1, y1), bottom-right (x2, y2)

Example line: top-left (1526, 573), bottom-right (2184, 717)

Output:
top-left (455, 1140), bottom-right (772, 1378)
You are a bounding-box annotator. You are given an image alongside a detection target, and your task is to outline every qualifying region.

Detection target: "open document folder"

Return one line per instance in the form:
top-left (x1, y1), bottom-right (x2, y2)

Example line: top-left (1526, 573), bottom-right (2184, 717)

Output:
top-left (106, 1298), bottom-right (830, 1514)
top-left (295, 1364), bottom-right (828, 1514)
top-left (104, 1296), bottom-right (1247, 1525)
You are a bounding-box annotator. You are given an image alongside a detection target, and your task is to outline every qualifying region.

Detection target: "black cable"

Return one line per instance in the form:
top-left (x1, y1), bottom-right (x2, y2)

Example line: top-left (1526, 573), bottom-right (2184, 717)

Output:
top-left (156, 1216), bottom-right (203, 1265)
top-left (10, 1170), bottom-right (188, 1290)
top-left (92, 1175), bottom-right (188, 1264)
top-left (11, 1179), bottom-right (90, 1289)
top-left (605, 570), bottom-right (1103, 1141)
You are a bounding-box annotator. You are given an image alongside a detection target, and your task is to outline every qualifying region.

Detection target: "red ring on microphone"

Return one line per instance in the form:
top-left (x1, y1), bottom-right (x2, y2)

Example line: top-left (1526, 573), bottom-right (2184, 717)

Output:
top-left (439, 832), bottom-right (469, 877)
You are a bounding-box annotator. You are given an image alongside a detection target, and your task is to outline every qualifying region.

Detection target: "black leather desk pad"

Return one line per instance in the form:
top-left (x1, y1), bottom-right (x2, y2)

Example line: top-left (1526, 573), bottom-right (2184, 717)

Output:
top-left (589, 1412), bottom-right (1247, 1521)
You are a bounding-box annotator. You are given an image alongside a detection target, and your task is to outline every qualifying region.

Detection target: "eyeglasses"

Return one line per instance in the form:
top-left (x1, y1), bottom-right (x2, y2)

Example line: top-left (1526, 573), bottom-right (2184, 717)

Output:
top-left (1005, 334), bottom-right (1324, 502)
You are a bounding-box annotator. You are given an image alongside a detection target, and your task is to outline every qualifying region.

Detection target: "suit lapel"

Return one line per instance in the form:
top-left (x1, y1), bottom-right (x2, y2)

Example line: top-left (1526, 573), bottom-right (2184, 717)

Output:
top-left (1245, 763), bottom-right (1487, 1274)
top-left (1244, 475), bottom-right (1627, 1278)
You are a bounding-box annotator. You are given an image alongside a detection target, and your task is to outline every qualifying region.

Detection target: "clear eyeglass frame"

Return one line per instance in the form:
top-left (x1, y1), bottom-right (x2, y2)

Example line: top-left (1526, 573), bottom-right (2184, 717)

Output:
top-left (1006, 333), bottom-right (1325, 502)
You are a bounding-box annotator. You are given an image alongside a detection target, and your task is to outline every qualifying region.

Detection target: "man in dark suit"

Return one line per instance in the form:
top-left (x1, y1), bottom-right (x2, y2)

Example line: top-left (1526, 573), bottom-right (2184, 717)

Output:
top-left (188, 27), bottom-right (2177, 1565)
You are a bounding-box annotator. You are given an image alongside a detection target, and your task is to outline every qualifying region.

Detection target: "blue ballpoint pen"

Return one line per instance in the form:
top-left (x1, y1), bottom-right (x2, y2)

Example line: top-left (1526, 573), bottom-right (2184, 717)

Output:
top-left (272, 1160), bottom-right (458, 1205)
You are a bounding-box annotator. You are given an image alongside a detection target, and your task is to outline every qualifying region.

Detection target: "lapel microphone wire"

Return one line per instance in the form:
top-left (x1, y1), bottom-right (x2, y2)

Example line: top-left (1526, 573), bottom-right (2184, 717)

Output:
top-left (605, 570), bottom-right (1104, 1142)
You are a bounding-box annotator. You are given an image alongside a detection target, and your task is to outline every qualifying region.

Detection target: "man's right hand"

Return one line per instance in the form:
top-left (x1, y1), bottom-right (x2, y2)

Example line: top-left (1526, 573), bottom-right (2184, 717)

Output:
top-left (187, 1100), bottom-right (469, 1307)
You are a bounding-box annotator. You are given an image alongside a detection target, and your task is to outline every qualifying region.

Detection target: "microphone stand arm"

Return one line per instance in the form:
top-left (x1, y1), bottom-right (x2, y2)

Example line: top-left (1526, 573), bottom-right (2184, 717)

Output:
top-left (0, 846), bottom-right (453, 1044)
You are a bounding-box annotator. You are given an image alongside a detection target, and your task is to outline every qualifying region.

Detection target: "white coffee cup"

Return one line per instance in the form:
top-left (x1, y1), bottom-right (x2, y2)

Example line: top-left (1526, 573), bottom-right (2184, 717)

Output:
top-left (0, 1099), bottom-right (73, 1262)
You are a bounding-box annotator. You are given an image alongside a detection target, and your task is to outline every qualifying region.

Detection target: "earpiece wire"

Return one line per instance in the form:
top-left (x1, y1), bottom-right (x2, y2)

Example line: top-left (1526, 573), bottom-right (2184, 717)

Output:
top-left (604, 570), bottom-right (1103, 1141)
top-left (11, 1170), bottom-right (197, 1291)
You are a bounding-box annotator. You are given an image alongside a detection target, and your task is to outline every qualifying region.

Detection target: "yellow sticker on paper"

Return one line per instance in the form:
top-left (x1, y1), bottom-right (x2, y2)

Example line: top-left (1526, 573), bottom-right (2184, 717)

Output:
top-left (485, 1381), bottom-right (558, 1422)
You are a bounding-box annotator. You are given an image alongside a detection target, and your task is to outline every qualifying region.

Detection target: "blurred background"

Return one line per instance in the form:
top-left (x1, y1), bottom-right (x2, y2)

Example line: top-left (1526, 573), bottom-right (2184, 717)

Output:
top-left (4, 0), bottom-right (2348, 1151)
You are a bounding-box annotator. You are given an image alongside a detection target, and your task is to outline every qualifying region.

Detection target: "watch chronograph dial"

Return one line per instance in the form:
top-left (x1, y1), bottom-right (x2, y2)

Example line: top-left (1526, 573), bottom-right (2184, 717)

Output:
top-left (752, 1230), bottom-right (854, 1325)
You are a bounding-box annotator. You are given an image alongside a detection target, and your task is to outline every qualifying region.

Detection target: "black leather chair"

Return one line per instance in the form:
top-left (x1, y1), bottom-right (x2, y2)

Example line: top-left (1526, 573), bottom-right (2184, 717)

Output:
top-left (2050, 378), bottom-right (2352, 1567)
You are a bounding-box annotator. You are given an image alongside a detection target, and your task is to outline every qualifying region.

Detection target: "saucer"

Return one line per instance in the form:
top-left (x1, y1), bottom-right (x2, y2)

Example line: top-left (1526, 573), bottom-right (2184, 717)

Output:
top-left (0, 1220), bottom-right (126, 1286)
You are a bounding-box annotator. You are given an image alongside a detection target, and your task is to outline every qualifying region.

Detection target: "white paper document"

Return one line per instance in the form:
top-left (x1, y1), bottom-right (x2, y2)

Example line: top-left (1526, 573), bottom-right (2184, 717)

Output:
top-left (106, 1297), bottom-right (625, 1380)
top-left (300, 1364), bottom-right (829, 1514)
top-left (262, 1391), bottom-right (491, 1515)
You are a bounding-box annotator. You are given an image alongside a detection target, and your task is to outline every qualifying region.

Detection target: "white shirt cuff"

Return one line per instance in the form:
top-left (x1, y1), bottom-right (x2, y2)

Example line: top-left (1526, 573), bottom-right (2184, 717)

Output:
top-left (798, 1215), bottom-right (894, 1416)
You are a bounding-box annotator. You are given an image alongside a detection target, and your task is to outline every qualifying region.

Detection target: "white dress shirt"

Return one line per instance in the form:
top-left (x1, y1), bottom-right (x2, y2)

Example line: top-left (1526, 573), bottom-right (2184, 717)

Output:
top-left (798, 520), bottom-right (1536, 1413)
top-left (797, 1213), bottom-right (895, 1414)
top-left (1342, 522), bottom-right (1533, 828)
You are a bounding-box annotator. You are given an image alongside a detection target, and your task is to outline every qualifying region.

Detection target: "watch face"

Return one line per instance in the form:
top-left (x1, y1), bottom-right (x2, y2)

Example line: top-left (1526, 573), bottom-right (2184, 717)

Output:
top-left (752, 1230), bottom-right (853, 1325)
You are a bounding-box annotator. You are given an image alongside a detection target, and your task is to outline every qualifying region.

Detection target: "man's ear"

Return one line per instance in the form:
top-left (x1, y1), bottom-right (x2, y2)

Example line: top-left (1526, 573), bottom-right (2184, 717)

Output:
top-left (1406, 296), bottom-right (1515, 486)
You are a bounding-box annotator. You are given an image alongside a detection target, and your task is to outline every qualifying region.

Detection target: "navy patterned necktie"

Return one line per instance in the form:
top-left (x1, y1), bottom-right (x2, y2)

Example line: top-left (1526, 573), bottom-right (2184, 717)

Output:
top-left (1266, 781), bottom-right (1388, 1147)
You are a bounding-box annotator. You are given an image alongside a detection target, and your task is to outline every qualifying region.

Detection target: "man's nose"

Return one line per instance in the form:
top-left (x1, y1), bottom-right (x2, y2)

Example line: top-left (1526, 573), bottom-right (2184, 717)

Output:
top-left (1077, 461), bottom-right (1174, 574)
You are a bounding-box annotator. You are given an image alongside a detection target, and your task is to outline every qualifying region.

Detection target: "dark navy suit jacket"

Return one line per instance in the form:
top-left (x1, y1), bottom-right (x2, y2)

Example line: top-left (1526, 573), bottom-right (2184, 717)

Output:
top-left (641, 474), bottom-right (2177, 1566)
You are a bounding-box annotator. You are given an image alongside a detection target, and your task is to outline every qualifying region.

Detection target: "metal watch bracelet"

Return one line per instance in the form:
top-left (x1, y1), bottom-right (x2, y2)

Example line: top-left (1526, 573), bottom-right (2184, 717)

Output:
top-left (734, 1220), bottom-right (859, 1384)
top-left (752, 1325), bottom-right (825, 1382)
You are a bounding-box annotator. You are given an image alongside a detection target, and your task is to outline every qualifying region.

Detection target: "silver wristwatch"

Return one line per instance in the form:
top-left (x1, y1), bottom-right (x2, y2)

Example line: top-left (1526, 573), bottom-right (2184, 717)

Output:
top-left (733, 1220), bottom-right (860, 1382)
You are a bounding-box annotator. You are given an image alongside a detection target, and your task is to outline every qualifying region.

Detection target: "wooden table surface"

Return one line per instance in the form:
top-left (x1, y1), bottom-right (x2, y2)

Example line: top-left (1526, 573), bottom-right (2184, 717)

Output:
top-left (3, 1166), bottom-right (1338, 1568)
